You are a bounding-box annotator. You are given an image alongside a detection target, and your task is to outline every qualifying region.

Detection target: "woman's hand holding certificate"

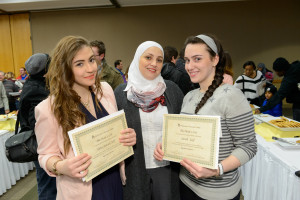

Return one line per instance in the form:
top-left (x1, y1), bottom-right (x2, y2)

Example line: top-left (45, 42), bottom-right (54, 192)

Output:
top-left (56, 153), bottom-right (92, 178)
top-left (180, 158), bottom-right (219, 179)
top-left (68, 110), bottom-right (134, 182)
top-left (119, 128), bottom-right (136, 146)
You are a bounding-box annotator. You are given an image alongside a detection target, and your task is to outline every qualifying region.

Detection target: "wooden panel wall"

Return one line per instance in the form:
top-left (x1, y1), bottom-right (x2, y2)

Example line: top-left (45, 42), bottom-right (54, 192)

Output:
top-left (0, 15), bottom-right (14, 73)
top-left (0, 13), bottom-right (32, 76)
top-left (10, 13), bottom-right (32, 76)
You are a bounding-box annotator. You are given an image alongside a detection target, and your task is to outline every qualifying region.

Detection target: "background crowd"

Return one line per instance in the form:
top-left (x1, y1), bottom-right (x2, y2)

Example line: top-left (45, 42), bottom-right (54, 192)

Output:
top-left (0, 33), bottom-right (299, 200)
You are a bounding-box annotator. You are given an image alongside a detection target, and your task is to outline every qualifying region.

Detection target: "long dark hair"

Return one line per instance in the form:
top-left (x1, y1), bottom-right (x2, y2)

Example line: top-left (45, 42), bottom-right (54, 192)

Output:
top-left (184, 34), bottom-right (225, 114)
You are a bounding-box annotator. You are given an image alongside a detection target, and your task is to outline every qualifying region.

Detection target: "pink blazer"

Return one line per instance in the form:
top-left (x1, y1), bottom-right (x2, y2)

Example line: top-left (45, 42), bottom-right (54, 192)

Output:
top-left (35, 82), bottom-right (120, 200)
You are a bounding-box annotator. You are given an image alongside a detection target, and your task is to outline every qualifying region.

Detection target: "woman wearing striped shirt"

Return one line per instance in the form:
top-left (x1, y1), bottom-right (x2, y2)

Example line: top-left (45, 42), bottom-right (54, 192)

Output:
top-left (156, 34), bottom-right (257, 200)
top-left (234, 61), bottom-right (266, 106)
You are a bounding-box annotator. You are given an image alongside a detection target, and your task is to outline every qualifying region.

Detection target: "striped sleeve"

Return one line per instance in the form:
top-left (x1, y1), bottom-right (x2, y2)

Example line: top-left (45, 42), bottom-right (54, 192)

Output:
top-left (225, 111), bottom-right (257, 165)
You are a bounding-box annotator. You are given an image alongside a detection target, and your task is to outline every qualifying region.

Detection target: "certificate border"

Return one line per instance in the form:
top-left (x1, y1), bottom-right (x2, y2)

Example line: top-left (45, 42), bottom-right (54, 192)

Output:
top-left (163, 114), bottom-right (219, 168)
top-left (71, 112), bottom-right (133, 181)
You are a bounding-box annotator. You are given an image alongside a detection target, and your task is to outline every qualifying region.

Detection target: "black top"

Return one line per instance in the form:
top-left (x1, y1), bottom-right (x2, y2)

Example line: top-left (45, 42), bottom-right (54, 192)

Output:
top-left (260, 61), bottom-right (300, 112)
top-left (79, 92), bottom-right (123, 200)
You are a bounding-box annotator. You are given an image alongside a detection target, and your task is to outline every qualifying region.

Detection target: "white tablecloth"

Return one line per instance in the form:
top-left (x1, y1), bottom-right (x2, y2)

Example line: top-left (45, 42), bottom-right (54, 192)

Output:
top-left (241, 134), bottom-right (300, 200)
top-left (0, 130), bottom-right (34, 196)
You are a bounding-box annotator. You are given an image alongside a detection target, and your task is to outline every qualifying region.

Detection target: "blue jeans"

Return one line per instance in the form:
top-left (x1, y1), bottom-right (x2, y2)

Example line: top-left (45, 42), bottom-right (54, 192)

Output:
top-left (0, 107), bottom-right (5, 114)
top-left (33, 161), bottom-right (57, 200)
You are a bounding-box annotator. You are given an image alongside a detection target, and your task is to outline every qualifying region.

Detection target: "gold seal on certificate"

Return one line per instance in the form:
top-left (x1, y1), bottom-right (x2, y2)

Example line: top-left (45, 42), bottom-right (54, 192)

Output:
top-left (162, 114), bottom-right (221, 169)
top-left (68, 110), bottom-right (133, 182)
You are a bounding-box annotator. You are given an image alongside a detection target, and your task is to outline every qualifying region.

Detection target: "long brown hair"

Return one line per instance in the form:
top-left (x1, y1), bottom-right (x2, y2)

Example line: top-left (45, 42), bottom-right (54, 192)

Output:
top-left (46, 36), bottom-right (103, 155)
top-left (184, 34), bottom-right (225, 114)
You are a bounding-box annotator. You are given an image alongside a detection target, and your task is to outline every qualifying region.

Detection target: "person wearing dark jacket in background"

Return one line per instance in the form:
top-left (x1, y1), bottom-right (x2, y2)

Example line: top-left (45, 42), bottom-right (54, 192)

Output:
top-left (255, 58), bottom-right (300, 121)
top-left (19, 53), bottom-right (57, 199)
top-left (161, 46), bottom-right (191, 95)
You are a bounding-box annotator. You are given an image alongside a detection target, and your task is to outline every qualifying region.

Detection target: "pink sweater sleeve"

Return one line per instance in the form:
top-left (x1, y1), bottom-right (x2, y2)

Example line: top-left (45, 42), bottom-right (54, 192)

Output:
top-left (35, 98), bottom-right (64, 176)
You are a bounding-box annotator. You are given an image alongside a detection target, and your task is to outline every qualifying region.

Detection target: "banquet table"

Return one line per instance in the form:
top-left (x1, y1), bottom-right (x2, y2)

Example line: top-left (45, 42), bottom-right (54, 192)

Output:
top-left (240, 133), bottom-right (300, 200)
top-left (0, 130), bottom-right (34, 196)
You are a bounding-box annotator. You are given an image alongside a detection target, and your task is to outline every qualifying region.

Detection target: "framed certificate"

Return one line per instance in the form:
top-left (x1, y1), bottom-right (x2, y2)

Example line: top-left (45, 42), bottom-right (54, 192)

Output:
top-left (162, 114), bottom-right (221, 169)
top-left (68, 110), bottom-right (133, 182)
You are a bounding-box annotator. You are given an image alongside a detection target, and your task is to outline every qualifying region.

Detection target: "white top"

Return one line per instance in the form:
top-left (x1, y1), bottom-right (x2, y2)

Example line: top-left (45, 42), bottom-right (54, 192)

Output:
top-left (139, 104), bottom-right (169, 169)
top-left (234, 70), bottom-right (265, 104)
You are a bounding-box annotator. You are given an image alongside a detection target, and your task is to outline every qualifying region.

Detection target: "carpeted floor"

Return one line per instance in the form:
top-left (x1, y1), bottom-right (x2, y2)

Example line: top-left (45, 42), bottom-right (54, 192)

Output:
top-left (19, 184), bottom-right (38, 200)
top-left (0, 169), bottom-right (37, 200)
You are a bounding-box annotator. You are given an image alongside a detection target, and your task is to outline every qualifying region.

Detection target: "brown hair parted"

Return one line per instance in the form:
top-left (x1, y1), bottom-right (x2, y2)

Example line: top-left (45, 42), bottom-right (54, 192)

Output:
top-left (46, 35), bottom-right (103, 155)
top-left (184, 34), bottom-right (225, 114)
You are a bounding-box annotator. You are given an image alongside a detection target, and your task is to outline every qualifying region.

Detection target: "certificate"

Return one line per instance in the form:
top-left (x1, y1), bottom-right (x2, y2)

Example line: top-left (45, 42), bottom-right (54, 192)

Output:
top-left (162, 114), bottom-right (221, 169)
top-left (68, 110), bottom-right (133, 182)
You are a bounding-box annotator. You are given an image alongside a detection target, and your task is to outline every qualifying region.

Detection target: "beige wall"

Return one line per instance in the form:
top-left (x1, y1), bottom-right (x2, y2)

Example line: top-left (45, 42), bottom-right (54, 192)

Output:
top-left (30, 0), bottom-right (300, 80)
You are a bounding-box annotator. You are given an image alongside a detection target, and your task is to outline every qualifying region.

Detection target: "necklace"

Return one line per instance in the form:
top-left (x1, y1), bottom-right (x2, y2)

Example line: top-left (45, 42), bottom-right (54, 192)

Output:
top-left (82, 94), bottom-right (90, 108)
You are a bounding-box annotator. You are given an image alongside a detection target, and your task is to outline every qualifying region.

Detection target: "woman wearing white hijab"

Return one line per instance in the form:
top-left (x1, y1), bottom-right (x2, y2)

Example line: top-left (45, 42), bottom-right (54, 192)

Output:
top-left (114, 41), bottom-right (183, 200)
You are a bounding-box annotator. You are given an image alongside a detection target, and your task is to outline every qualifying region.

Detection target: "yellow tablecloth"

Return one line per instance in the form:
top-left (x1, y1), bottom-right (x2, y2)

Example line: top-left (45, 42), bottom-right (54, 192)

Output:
top-left (0, 119), bottom-right (16, 132)
top-left (255, 123), bottom-right (300, 141)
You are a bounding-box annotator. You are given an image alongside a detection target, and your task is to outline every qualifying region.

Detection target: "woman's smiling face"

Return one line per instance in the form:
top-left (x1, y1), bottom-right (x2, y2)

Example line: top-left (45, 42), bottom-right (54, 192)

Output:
top-left (72, 46), bottom-right (97, 89)
top-left (139, 46), bottom-right (163, 80)
top-left (184, 43), bottom-right (218, 85)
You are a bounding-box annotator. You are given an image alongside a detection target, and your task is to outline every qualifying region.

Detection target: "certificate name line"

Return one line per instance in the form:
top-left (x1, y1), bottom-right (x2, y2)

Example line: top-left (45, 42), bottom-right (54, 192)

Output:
top-left (175, 133), bottom-right (203, 137)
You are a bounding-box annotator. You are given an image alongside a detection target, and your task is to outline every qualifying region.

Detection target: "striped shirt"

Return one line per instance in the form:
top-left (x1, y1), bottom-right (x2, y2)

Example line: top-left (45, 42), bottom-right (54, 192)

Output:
top-left (179, 84), bottom-right (257, 200)
top-left (234, 71), bottom-right (265, 104)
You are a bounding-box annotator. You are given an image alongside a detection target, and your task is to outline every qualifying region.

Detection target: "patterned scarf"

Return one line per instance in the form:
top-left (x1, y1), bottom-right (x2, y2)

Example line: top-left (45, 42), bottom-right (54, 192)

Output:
top-left (127, 82), bottom-right (166, 112)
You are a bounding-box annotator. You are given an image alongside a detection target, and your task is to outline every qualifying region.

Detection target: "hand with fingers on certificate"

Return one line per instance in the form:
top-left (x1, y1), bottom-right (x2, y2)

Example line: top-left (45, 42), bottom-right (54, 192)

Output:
top-left (68, 110), bottom-right (134, 182)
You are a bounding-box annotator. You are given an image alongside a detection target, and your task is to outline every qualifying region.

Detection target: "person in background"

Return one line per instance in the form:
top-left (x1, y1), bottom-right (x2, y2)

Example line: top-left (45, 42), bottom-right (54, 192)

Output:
top-left (19, 53), bottom-right (57, 199)
top-left (16, 67), bottom-right (28, 80)
top-left (5, 72), bottom-right (23, 89)
top-left (0, 80), bottom-right (9, 114)
top-left (114, 41), bottom-right (183, 200)
top-left (234, 61), bottom-right (266, 105)
top-left (90, 40), bottom-right (123, 90)
top-left (257, 63), bottom-right (274, 83)
top-left (0, 71), bottom-right (20, 111)
top-left (5, 72), bottom-right (16, 81)
top-left (223, 51), bottom-right (234, 85)
top-left (262, 85), bottom-right (282, 117)
top-left (175, 47), bottom-right (186, 73)
top-left (155, 34), bottom-right (256, 200)
top-left (255, 58), bottom-right (300, 121)
top-left (161, 46), bottom-right (191, 95)
top-left (114, 59), bottom-right (127, 83)
top-left (264, 71), bottom-right (274, 83)
top-left (35, 36), bottom-right (136, 200)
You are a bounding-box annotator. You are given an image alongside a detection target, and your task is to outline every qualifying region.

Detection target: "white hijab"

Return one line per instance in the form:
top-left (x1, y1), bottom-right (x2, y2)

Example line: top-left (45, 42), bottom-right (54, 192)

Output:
top-left (124, 41), bottom-right (167, 111)
top-left (124, 41), bottom-right (166, 92)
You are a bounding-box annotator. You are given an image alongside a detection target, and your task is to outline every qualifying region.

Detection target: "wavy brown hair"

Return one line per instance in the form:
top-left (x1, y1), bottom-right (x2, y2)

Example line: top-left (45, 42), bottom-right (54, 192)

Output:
top-left (184, 34), bottom-right (226, 114)
top-left (46, 36), bottom-right (103, 155)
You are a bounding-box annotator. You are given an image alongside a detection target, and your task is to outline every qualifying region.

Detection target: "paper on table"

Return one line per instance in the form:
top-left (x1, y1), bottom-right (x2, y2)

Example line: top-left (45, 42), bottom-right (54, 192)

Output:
top-left (162, 114), bottom-right (221, 169)
top-left (68, 110), bottom-right (133, 182)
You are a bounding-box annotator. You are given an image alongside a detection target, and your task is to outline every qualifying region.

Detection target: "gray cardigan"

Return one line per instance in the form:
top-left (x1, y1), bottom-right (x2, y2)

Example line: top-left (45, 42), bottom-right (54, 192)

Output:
top-left (0, 81), bottom-right (9, 110)
top-left (114, 80), bottom-right (184, 200)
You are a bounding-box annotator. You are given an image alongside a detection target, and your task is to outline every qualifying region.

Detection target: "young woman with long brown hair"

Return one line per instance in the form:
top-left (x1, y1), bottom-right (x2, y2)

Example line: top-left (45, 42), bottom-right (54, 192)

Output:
top-left (35, 35), bottom-right (136, 200)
